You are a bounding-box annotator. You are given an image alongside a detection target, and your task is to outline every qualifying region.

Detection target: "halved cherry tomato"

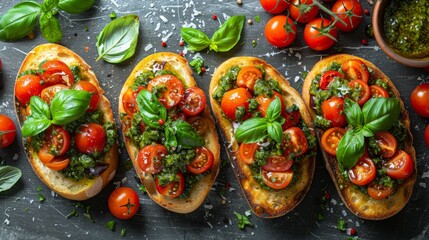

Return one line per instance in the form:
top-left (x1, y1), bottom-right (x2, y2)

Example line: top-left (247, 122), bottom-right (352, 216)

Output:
top-left (75, 123), bottom-right (106, 155)
top-left (320, 70), bottom-right (344, 90)
top-left (375, 132), bottom-right (397, 158)
top-left (15, 74), bottom-right (44, 105)
top-left (283, 127), bottom-right (308, 157)
top-left (238, 142), bottom-right (258, 164)
top-left (262, 155), bottom-right (293, 172)
top-left (367, 182), bottom-right (394, 200)
top-left (45, 157), bottom-right (71, 171)
top-left (341, 59), bottom-right (369, 83)
top-left (0, 114), bottom-right (16, 148)
top-left (108, 187), bottom-right (140, 220)
top-left (187, 116), bottom-right (208, 135)
top-left (261, 169), bottom-right (293, 190)
top-left (74, 81), bottom-right (100, 111)
top-left (137, 143), bottom-right (167, 174)
top-left (156, 172), bottom-right (185, 198)
top-left (260, 0), bottom-right (290, 14)
top-left (186, 147), bottom-right (214, 174)
top-left (348, 79), bottom-right (370, 106)
top-left (122, 86), bottom-right (145, 117)
top-left (348, 157), bottom-right (376, 186)
top-left (304, 18), bottom-right (337, 51)
top-left (289, 0), bottom-right (319, 23)
top-left (321, 96), bottom-right (347, 127)
top-left (38, 126), bottom-right (71, 164)
top-left (385, 150), bottom-right (414, 180)
top-left (237, 66), bottom-right (263, 92)
top-left (180, 86), bottom-right (206, 117)
top-left (264, 15), bottom-right (297, 48)
top-left (41, 84), bottom-right (69, 104)
top-left (370, 85), bottom-right (389, 98)
top-left (255, 91), bottom-right (285, 117)
top-left (221, 88), bottom-right (252, 121)
top-left (331, 0), bottom-right (363, 32)
top-left (321, 127), bottom-right (346, 156)
top-left (281, 107), bottom-right (301, 131)
top-left (41, 60), bottom-right (74, 87)
top-left (147, 75), bottom-right (184, 109)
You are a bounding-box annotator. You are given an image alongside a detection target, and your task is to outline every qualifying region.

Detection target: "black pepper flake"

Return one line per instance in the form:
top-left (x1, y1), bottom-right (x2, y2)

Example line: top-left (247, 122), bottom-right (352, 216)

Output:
top-left (107, 73), bottom-right (112, 77)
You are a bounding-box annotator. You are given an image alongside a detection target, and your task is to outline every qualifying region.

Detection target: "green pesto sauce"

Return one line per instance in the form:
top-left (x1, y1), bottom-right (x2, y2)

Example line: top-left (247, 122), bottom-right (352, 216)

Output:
top-left (384, 0), bottom-right (429, 57)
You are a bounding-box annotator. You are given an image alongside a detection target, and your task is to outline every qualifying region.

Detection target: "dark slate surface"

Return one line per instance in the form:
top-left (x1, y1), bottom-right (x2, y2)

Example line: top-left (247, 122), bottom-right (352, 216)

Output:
top-left (1, 0), bottom-right (428, 239)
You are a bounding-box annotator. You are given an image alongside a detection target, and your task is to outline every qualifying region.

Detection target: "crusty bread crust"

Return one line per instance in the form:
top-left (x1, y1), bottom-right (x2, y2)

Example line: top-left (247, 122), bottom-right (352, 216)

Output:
top-left (209, 57), bottom-right (316, 218)
top-left (302, 54), bottom-right (416, 220)
top-left (118, 52), bottom-right (220, 213)
top-left (14, 43), bottom-right (118, 201)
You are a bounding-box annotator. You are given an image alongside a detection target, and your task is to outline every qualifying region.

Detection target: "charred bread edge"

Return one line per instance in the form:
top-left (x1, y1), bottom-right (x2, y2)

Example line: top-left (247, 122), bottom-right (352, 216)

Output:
top-left (302, 54), bottom-right (416, 220)
top-left (118, 52), bottom-right (220, 214)
top-left (14, 43), bottom-right (118, 201)
top-left (209, 56), bottom-right (316, 218)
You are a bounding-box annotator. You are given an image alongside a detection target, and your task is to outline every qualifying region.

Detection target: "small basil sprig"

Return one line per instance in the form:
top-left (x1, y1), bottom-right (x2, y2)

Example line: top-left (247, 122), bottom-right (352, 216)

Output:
top-left (0, 0), bottom-right (94, 42)
top-left (235, 97), bottom-right (285, 143)
top-left (180, 15), bottom-right (245, 52)
top-left (170, 120), bottom-right (205, 149)
top-left (96, 14), bottom-right (140, 63)
top-left (21, 90), bottom-right (91, 137)
top-left (0, 165), bottom-right (22, 192)
top-left (337, 98), bottom-right (400, 169)
top-left (136, 90), bottom-right (167, 128)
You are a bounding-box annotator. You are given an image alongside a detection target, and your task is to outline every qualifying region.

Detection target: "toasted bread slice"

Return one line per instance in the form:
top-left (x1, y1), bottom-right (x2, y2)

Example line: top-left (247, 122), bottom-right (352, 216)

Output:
top-left (118, 52), bottom-right (220, 213)
top-left (14, 43), bottom-right (118, 201)
top-left (302, 54), bottom-right (416, 220)
top-left (209, 57), bottom-right (316, 218)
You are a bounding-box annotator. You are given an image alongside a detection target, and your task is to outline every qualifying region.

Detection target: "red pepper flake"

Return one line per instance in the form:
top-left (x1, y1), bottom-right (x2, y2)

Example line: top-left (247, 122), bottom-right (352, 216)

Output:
top-left (364, 9), bottom-right (370, 15)
top-left (361, 38), bottom-right (368, 46)
top-left (179, 41), bottom-right (184, 47)
top-left (179, 52), bottom-right (184, 57)
top-left (158, 119), bottom-right (165, 125)
top-left (324, 192), bottom-right (331, 200)
top-left (200, 67), bottom-right (206, 74)
top-left (84, 46), bottom-right (89, 52)
top-left (161, 41), bottom-right (167, 47)
top-left (212, 14), bottom-right (218, 20)
top-left (225, 182), bottom-right (231, 190)
top-left (347, 227), bottom-right (357, 236)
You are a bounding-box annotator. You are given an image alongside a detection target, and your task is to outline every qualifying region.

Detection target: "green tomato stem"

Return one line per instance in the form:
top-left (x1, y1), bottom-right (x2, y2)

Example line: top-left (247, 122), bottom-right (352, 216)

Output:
top-left (312, 0), bottom-right (347, 26)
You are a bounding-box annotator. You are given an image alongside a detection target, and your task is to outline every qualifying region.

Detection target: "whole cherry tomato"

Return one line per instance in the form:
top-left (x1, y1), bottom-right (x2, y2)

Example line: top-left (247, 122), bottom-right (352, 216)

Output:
top-left (15, 74), bottom-right (44, 105)
top-left (260, 0), bottom-right (290, 14)
top-left (331, 0), bottom-right (363, 32)
top-left (304, 18), bottom-right (337, 51)
top-left (108, 187), bottom-right (140, 220)
top-left (0, 114), bottom-right (16, 148)
top-left (264, 15), bottom-right (297, 48)
top-left (410, 83), bottom-right (429, 117)
top-left (289, 0), bottom-right (319, 23)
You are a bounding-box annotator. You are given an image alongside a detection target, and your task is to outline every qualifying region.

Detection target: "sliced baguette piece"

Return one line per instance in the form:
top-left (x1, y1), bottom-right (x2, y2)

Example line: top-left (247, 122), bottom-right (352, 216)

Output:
top-left (302, 54), bottom-right (416, 220)
top-left (14, 43), bottom-right (118, 201)
top-left (118, 52), bottom-right (220, 213)
top-left (209, 56), bottom-right (316, 218)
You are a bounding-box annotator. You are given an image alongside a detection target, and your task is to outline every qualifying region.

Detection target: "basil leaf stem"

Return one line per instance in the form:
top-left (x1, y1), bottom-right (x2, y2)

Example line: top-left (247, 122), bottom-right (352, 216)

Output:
top-left (96, 14), bottom-right (140, 63)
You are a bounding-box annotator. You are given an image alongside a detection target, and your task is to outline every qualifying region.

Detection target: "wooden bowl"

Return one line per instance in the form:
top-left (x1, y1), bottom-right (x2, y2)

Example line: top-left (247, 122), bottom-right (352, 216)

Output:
top-left (372, 0), bottom-right (429, 68)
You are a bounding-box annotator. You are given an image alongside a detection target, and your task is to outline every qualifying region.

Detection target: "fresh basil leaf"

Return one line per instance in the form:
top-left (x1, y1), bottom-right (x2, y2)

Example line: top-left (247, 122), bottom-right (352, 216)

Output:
top-left (344, 98), bottom-right (363, 129)
top-left (235, 118), bottom-right (268, 143)
top-left (21, 116), bottom-right (51, 137)
top-left (267, 121), bottom-right (283, 143)
top-left (164, 126), bottom-right (177, 149)
top-left (29, 96), bottom-right (51, 120)
top-left (336, 130), bottom-right (365, 169)
top-left (0, 1), bottom-right (41, 41)
top-left (39, 12), bottom-right (62, 43)
top-left (362, 98), bottom-right (400, 133)
top-left (180, 28), bottom-right (210, 52)
top-left (58, 0), bottom-right (95, 14)
top-left (210, 15), bottom-right (245, 52)
top-left (96, 14), bottom-right (140, 63)
top-left (360, 125), bottom-right (374, 137)
top-left (41, 0), bottom-right (59, 13)
top-left (0, 166), bottom-right (22, 192)
top-left (136, 90), bottom-right (167, 128)
top-left (50, 90), bottom-right (91, 125)
top-left (172, 120), bottom-right (205, 149)
top-left (266, 97), bottom-right (281, 122)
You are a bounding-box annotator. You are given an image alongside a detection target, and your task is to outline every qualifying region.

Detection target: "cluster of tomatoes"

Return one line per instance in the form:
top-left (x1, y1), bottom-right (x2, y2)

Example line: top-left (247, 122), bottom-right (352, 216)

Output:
top-left (261, 0), bottom-right (364, 50)
top-left (410, 83), bottom-right (429, 148)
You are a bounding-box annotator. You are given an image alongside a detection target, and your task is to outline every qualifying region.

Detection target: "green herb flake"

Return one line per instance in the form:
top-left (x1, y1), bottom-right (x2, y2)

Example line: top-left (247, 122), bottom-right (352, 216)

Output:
top-left (84, 25), bottom-right (89, 32)
top-left (109, 11), bottom-right (117, 20)
top-left (254, 15), bottom-right (260, 23)
top-left (106, 220), bottom-right (116, 231)
top-left (317, 213), bottom-right (325, 221)
top-left (120, 228), bottom-right (127, 237)
top-left (36, 186), bottom-right (45, 202)
top-left (337, 219), bottom-right (347, 231)
top-left (84, 206), bottom-right (94, 223)
top-left (66, 209), bottom-right (79, 219)
top-left (252, 40), bottom-right (257, 48)
top-left (189, 57), bottom-right (205, 75)
top-left (138, 184), bottom-right (147, 194)
top-left (234, 211), bottom-right (253, 229)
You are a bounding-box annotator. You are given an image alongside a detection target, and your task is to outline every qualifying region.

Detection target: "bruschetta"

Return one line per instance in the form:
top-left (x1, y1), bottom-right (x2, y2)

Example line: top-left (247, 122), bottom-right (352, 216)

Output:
top-left (14, 43), bottom-right (118, 201)
top-left (209, 57), bottom-right (316, 218)
top-left (302, 54), bottom-right (416, 220)
top-left (118, 52), bottom-right (220, 213)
